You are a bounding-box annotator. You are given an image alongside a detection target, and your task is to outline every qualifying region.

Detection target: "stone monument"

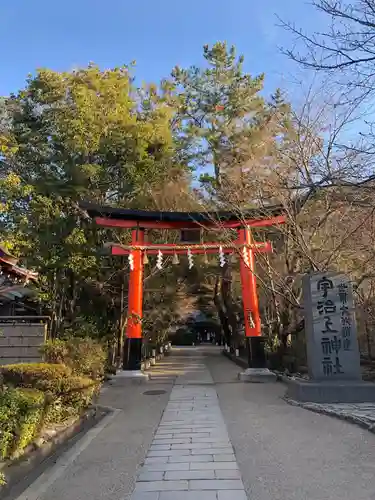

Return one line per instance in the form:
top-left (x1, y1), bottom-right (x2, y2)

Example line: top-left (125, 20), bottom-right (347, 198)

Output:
top-left (286, 271), bottom-right (375, 403)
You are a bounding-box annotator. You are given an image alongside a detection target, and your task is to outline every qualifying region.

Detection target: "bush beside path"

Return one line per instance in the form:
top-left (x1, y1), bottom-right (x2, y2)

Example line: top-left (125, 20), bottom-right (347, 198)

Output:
top-left (0, 337), bottom-right (106, 488)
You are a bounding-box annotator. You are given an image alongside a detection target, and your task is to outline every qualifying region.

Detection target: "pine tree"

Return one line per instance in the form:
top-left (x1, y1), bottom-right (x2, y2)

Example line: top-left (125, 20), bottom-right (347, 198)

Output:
top-left (170, 42), bottom-right (293, 346)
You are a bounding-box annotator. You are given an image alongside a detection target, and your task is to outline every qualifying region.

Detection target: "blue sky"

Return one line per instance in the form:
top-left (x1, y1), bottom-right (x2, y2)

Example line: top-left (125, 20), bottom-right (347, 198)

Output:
top-left (0, 0), bottom-right (323, 100)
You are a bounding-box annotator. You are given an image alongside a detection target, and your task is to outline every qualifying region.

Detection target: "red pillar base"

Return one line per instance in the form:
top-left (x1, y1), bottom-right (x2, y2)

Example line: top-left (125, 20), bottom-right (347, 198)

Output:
top-left (246, 336), bottom-right (266, 368)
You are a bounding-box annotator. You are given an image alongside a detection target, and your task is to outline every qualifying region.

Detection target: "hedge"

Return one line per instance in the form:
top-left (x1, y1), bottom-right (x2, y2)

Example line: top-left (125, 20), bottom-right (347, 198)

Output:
top-left (58, 376), bottom-right (99, 416)
top-left (41, 338), bottom-right (106, 380)
top-left (0, 360), bottom-right (101, 488)
top-left (0, 363), bottom-right (100, 424)
top-left (0, 363), bottom-right (72, 390)
top-left (0, 388), bottom-right (45, 460)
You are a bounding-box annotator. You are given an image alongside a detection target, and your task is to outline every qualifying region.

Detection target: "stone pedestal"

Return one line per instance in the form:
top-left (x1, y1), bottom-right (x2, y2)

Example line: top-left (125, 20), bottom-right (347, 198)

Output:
top-left (289, 272), bottom-right (375, 403)
top-left (246, 336), bottom-right (266, 368)
top-left (286, 378), bottom-right (375, 403)
top-left (116, 370), bottom-right (149, 380)
top-left (123, 338), bottom-right (142, 371)
top-left (238, 368), bottom-right (277, 383)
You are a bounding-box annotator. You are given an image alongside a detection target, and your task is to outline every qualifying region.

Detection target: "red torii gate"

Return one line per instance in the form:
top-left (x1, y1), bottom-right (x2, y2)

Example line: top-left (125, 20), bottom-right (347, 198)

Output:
top-left (81, 203), bottom-right (286, 371)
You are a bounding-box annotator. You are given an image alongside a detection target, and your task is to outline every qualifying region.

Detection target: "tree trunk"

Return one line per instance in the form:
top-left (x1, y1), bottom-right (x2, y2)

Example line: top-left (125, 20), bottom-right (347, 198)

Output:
top-left (116, 280), bottom-right (125, 368)
top-left (65, 268), bottom-right (77, 326)
top-left (213, 276), bottom-right (231, 345)
top-left (220, 263), bottom-right (239, 348)
top-left (366, 321), bottom-right (373, 360)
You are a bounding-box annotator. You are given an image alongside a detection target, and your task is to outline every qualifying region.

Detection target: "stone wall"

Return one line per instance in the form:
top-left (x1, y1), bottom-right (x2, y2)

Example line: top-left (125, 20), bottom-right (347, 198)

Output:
top-left (0, 323), bottom-right (47, 365)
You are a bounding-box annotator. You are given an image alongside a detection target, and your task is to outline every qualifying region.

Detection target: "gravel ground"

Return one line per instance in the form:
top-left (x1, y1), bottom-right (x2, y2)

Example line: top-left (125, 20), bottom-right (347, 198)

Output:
top-left (205, 349), bottom-right (375, 500)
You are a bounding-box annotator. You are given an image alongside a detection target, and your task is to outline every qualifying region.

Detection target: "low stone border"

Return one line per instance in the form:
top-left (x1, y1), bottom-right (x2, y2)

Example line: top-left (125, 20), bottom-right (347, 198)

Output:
top-left (107, 344), bottom-right (172, 375)
top-left (141, 343), bottom-right (172, 371)
top-left (284, 397), bottom-right (375, 433)
top-left (268, 368), bottom-right (312, 384)
top-left (0, 405), bottom-right (111, 499)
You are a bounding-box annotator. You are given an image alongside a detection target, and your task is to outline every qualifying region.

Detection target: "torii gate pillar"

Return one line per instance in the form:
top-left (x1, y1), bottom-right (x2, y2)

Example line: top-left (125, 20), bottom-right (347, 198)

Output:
top-left (238, 227), bottom-right (266, 368)
top-left (123, 229), bottom-right (144, 370)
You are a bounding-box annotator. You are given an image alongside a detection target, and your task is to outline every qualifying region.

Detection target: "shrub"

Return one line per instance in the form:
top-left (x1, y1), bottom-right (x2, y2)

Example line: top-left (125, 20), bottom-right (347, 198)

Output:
top-left (0, 363), bottom-right (99, 423)
top-left (0, 389), bottom-right (19, 459)
top-left (0, 363), bottom-right (72, 393)
top-left (0, 388), bottom-right (45, 459)
top-left (41, 338), bottom-right (106, 380)
top-left (1, 360), bottom-right (101, 427)
top-left (14, 389), bottom-right (46, 454)
top-left (39, 339), bottom-right (68, 364)
top-left (60, 376), bottom-right (99, 412)
top-left (42, 375), bottom-right (100, 422)
top-left (0, 363), bottom-right (100, 463)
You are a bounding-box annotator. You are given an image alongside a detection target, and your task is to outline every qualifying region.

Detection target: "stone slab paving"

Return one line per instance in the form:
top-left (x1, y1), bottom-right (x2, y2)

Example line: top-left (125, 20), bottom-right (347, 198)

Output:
top-left (130, 367), bottom-right (247, 500)
top-left (285, 398), bottom-right (375, 432)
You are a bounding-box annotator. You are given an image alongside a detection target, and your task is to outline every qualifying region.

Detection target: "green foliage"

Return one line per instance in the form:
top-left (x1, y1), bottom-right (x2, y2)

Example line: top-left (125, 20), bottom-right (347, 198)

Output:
top-left (0, 362), bottom-right (99, 427)
top-left (42, 375), bottom-right (99, 423)
top-left (171, 41), bottom-right (291, 206)
top-left (58, 376), bottom-right (99, 415)
top-left (0, 63), bottom-right (190, 339)
top-left (0, 388), bottom-right (45, 460)
top-left (40, 339), bottom-right (68, 365)
top-left (0, 44), bottom-right (294, 355)
top-left (15, 390), bottom-right (45, 453)
top-left (0, 471), bottom-right (5, 486)
top-left (0, 389), bottom-right (20, 458)
top-left (41, 338), bottom-right (106, 380)
top-left (168, 42), bottom-right (294, 344)
top-left (0, 363), bottom-right (72, 389)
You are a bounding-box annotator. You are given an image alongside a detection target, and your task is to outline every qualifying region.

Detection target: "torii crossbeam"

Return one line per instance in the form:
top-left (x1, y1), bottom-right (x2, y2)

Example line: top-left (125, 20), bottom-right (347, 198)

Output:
top-left (81, 202), bottom-right (286, 371)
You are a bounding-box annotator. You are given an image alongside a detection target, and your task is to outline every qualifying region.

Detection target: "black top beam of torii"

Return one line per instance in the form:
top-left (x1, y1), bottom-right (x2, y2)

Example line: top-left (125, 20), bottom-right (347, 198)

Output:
top-left (79, 202), bottom-right (285, 229)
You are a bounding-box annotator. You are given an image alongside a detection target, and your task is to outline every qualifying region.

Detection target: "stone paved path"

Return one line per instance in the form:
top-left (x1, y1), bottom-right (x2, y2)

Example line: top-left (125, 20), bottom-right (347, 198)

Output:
top-left (131, 365), bottom-right (246, 500)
